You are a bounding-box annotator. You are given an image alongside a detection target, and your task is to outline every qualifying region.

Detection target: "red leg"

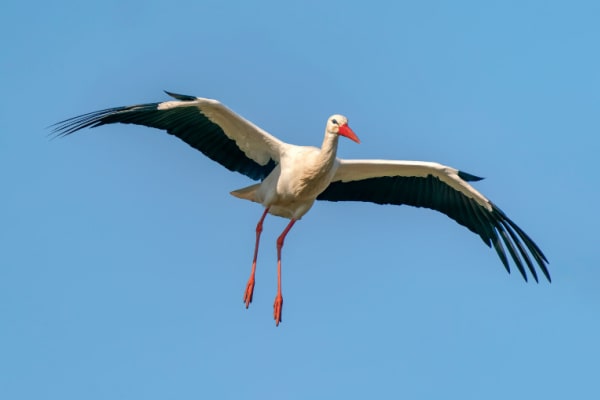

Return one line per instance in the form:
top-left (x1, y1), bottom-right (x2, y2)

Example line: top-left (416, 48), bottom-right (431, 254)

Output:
top-left (273, 219), bottom-right (296, 326)
top-left (243, 208), bottom-right (269, 309)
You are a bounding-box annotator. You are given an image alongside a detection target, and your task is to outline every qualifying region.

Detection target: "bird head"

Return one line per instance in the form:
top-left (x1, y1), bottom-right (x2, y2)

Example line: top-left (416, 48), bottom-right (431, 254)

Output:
top-left (327, 114), bottom-right (360, 143)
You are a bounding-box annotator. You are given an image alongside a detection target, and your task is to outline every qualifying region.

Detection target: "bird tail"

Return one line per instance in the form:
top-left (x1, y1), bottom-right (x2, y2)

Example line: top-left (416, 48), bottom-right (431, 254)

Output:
top-left (230, 183), bottom-right (261, 202)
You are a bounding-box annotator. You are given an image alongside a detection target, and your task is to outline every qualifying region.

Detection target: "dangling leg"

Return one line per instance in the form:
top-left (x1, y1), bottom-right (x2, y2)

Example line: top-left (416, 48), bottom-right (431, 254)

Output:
top-left (273, 218), bottom-right (297, 326)
top-left (243, 208), bottom-right (269, 308)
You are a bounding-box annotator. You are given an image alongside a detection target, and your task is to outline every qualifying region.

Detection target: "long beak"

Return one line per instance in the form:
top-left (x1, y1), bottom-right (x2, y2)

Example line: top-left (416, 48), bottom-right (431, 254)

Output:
top-left (338, 124), bottom-right (360, 143)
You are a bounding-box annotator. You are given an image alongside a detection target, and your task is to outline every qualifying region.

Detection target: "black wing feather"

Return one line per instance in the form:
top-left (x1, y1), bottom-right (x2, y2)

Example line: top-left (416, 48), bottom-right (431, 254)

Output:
top-left (317, 174), bottom-right (550, 282)
top-left (52, 99), bottom-right (277, 181)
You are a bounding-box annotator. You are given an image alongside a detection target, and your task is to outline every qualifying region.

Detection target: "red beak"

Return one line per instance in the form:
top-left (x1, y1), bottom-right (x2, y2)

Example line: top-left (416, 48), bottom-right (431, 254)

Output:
top-left (338, 123), bottom-right (360, 143)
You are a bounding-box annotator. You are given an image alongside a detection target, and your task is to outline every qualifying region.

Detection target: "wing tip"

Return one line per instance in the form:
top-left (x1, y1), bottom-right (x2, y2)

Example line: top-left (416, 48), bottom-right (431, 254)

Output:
top-left (491, 203), bottom-right (551, 283)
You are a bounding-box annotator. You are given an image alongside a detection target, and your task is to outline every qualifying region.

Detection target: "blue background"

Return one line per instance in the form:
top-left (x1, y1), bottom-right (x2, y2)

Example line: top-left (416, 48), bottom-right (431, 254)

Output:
top-left (2, 1), bottom-right (599, 398)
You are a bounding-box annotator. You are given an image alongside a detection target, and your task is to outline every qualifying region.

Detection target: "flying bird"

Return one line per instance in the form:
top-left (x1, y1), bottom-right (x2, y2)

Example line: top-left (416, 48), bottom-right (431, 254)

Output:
top-left (53, 91), bottom-right (550, 326)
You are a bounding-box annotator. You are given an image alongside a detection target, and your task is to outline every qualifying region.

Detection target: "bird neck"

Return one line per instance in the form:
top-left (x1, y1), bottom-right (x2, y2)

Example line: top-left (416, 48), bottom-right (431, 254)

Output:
top-left (320, 131), bottom-right (339, 162)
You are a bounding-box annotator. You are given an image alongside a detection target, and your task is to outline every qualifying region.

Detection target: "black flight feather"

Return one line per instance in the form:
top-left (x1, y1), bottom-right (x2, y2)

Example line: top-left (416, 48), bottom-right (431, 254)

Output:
top-left (317, 174), bottom-right (549, 282)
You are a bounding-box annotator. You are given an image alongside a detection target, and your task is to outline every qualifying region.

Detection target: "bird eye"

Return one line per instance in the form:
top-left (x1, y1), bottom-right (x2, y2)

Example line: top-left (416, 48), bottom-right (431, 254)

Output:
top-left (332, 119), bottom-right (339, 125)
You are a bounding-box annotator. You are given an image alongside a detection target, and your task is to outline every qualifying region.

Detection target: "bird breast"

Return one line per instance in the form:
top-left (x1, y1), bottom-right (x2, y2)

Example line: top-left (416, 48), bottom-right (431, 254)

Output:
top-left (277, 146), bottom-right (338, 200)
top-left (248, 146), bottom-right (338, 219)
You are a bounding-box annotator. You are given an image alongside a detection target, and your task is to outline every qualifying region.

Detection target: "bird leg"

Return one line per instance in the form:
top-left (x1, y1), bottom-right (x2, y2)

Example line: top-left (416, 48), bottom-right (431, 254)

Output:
top-left (273, 219), bottom-right (297, 327)
top-left (243, 208), bottom-right (269, 308)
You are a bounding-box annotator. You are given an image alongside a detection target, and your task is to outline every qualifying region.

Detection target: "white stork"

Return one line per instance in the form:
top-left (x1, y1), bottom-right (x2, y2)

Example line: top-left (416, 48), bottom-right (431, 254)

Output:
top-left (53, 91), bottom-right (550, 326)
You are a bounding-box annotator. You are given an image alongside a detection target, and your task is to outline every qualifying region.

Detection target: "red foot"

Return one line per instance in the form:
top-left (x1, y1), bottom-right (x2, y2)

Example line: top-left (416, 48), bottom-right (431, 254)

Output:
top-left (243, 277), bottom-right (255, 309)
top-left (273, 294), bottom-right (283, 326)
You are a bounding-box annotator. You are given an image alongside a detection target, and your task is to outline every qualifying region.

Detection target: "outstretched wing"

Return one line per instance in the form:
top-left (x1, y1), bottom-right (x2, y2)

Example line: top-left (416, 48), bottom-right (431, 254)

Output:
top-left (52, 91), bottom-right (287, 180)
top-left (318, 159), bottom-right (550, 282)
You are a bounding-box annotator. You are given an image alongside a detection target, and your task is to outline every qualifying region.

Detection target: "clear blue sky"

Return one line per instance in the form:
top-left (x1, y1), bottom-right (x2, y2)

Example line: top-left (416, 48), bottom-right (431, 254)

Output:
top-left (2, 1), bottom-right (599, 399)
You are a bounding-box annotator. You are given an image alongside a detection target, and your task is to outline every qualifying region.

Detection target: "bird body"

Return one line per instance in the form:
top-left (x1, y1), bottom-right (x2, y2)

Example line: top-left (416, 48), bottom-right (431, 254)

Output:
top-left (232, 128), bottom-right (344, 219)
top-left (53, 91), bottom-right (550, 326)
